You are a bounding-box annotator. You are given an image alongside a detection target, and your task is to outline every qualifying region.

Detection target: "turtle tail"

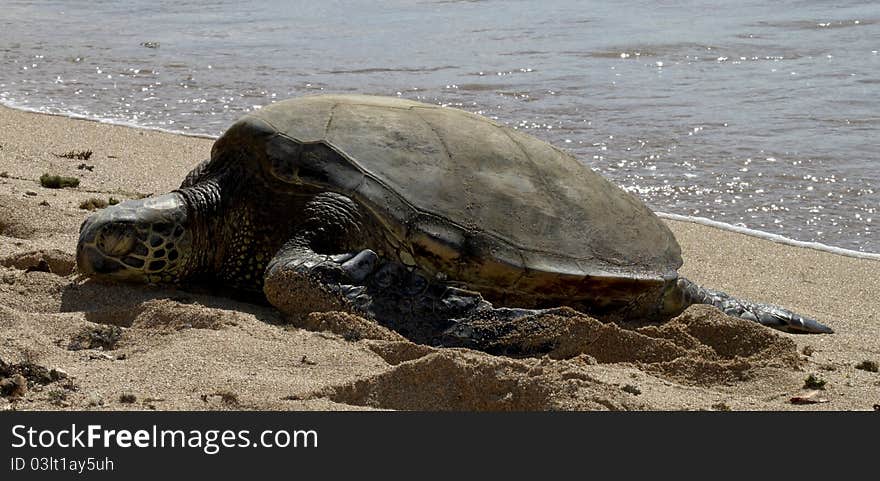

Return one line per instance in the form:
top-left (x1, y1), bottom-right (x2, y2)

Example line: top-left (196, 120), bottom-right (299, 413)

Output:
top-left (664, 277), bottom-right (833, 334)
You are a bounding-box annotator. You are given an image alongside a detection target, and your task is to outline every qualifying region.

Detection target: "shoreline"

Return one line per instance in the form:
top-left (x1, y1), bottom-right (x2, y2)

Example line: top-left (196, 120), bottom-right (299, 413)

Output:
top-left (1, 103), bottom-right (878, 411)
top-left (2, 101), bottom-right (876, 260)
top-left (0, 100), bottom-right (221, 140)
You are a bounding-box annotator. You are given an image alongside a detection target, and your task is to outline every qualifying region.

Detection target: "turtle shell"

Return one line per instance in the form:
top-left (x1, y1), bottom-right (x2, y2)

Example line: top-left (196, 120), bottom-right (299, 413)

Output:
top-left (210, 95), bottom-right (682, 308)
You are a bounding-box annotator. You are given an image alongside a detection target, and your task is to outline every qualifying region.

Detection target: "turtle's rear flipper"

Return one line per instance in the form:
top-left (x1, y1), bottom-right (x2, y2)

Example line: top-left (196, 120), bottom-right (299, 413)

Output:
top-left (676, 277), bottom-right (833, 334)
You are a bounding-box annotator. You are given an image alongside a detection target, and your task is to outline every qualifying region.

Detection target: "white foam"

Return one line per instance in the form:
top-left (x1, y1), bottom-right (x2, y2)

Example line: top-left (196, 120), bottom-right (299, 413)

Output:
top-left (657, 212), bottom-right (880, 260)
top-left (0, 100), bottom-right (220, 140)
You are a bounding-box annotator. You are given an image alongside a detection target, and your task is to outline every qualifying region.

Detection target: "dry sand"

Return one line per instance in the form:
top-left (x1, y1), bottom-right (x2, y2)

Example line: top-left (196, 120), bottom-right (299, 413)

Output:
top-left (1, 105), bottom-right (877, 411)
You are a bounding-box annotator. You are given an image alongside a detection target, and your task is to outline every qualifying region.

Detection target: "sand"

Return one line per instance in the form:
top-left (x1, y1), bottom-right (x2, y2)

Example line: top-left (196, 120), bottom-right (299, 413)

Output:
top-left (1, 105), bottom-right (878, 411)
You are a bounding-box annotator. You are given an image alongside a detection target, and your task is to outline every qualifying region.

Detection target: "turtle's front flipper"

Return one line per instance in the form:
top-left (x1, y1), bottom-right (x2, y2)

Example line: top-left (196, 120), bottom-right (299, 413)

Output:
top-left (264, 243), bottom-right (380, 318)
top-left (263, 192), bottom-right (380, 318)
top-left (674, 277), bottom-right (833, 334)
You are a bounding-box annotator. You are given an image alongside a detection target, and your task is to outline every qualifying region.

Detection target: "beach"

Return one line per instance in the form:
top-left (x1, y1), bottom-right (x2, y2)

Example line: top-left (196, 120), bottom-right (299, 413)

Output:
top-left (1, 104), bottom-right (878, 411)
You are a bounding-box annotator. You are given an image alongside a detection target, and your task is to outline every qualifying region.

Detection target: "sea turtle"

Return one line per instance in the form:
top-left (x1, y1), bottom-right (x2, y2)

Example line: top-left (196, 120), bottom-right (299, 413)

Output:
top-left (76, 94), bottom-right (832, 348)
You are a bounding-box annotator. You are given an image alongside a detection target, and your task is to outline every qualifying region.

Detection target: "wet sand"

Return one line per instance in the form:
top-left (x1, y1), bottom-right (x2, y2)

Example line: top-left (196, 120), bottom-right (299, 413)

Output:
top-left (1, 105), bottom-right (878, 411)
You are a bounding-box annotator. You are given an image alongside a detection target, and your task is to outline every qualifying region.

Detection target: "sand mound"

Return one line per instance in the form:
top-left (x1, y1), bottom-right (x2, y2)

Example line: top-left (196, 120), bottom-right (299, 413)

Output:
top-left (313, 308), bottom-right (803, 411)
top-left (321, 351), bottom-right (644, 411)
top-left (1, 249), bottom-right (76, 275)
top-left (130, 299), bottom-right (242, 331)
top-left (637, 306), bottom-right (802, 384)
top-left (0, 266), bottom-right (73, 315)
top-left (362, 340), bottom-right (436, 365)
top-left (295, 311), bottom-right (406, 342)
top-left (437, 304), bottom-right (801, 385)
top-left (256, 301), bottom-right (803, 388)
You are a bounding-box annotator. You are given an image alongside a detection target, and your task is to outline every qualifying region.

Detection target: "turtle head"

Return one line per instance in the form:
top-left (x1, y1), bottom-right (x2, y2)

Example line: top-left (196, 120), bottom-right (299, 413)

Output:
top-left (76, 193), bottom-right (195, 283)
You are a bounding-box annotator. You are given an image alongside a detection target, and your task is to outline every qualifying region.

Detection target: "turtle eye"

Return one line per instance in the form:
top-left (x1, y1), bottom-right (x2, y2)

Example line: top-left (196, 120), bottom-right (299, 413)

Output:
top-left (96, 224), bottom-right (136, 258)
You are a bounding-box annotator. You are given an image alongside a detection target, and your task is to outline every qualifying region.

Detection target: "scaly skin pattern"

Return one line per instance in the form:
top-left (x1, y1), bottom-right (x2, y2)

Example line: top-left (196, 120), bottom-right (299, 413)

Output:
top-left (673, 278), bottom-right (832, 334)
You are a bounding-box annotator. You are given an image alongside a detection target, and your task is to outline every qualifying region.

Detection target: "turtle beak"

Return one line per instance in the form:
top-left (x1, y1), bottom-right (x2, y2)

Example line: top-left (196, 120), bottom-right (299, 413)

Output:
top-left (76, 208), bottom-right (136, 276)
top-left (76, 244), bottom-right (123, 276)
top-left (76, 215), bottom-right (100, 275)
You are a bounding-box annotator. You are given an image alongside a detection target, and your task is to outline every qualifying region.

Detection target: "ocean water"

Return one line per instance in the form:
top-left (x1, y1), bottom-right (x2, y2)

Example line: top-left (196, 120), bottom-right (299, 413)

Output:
top-left (1, 0), bottom-right (877, 252)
